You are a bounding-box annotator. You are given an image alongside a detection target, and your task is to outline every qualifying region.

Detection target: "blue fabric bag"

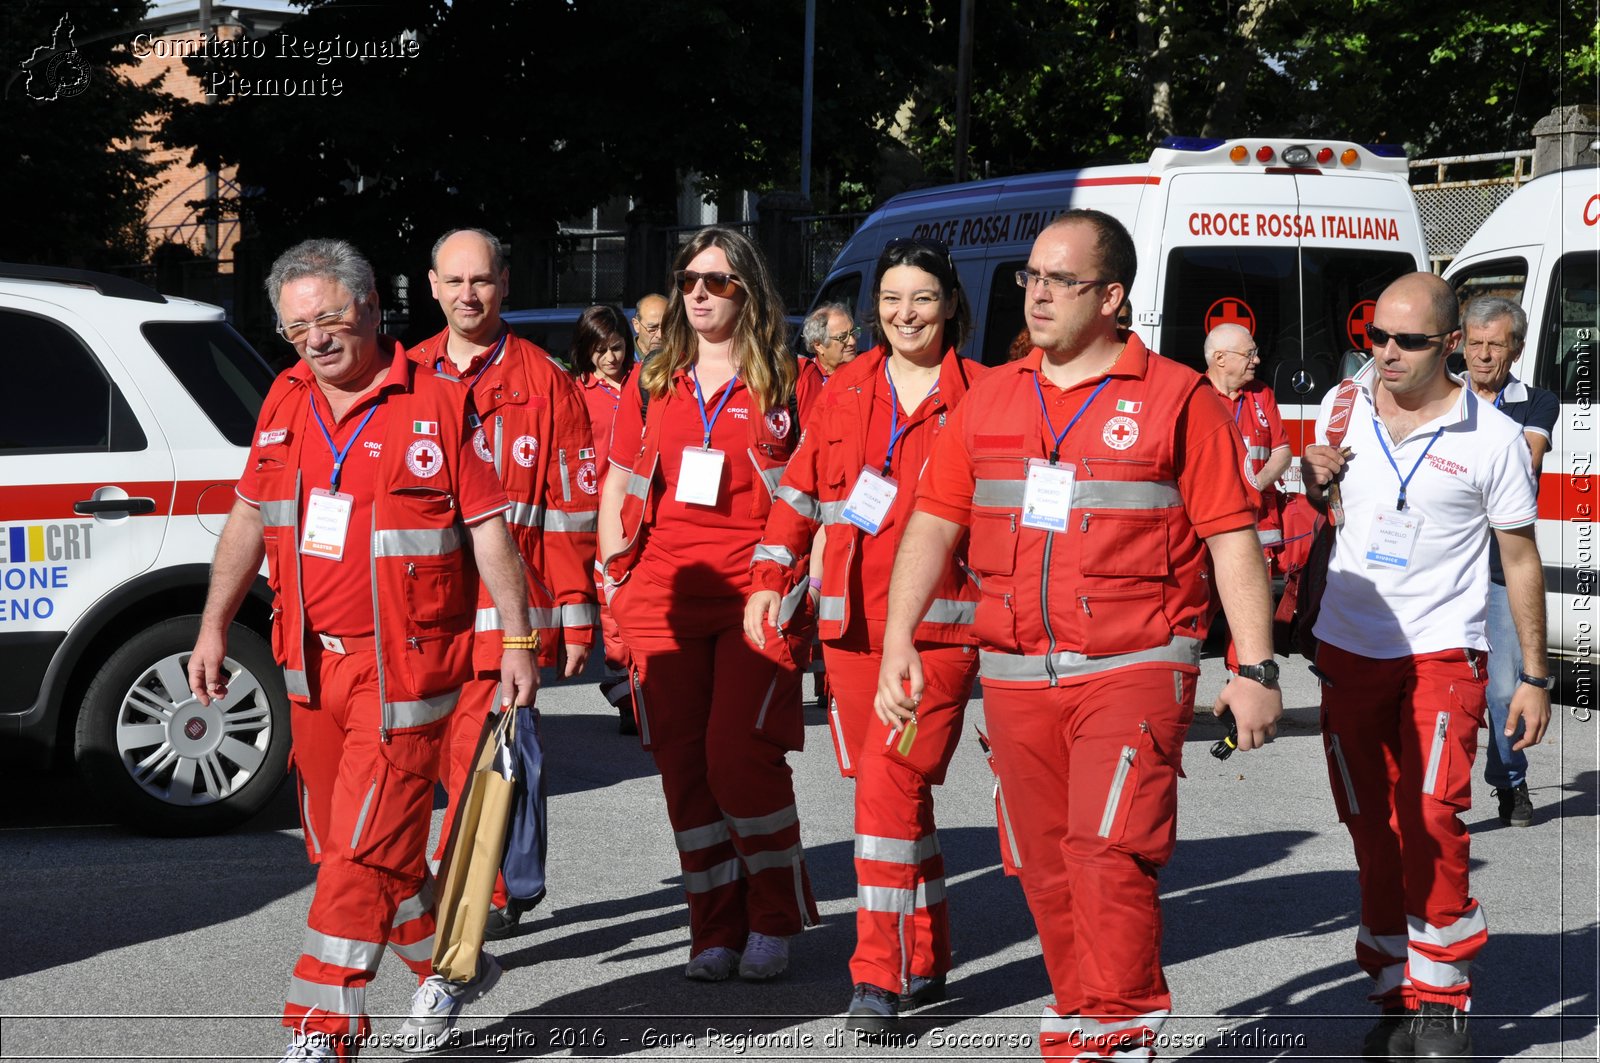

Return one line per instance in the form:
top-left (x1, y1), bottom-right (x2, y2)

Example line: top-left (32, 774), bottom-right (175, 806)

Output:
top-left (500, 704), bottom-right (548, 905)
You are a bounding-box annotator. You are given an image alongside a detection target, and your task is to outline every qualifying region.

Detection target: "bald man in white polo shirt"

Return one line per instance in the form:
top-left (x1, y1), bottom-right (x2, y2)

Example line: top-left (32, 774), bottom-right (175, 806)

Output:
top-left (1301, 272), bottom-right (1547, 1063)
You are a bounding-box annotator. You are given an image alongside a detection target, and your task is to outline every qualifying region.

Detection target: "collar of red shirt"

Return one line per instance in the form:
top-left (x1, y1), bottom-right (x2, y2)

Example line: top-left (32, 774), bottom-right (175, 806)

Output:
top-left (1019, 331), bottom-right (1150, 383)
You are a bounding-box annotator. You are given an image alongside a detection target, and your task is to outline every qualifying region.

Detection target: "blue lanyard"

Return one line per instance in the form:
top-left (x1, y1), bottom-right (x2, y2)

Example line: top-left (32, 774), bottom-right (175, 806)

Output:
top-left (438, 332), bottom-right (507, 390)
top-left (1372, 417), bottom-right (1444, 511)
top-left (1494, 387), bottom-right (1506, 409)
top-left (1034, 375), bottom-right (1111, 464)
top-left (691, 367), bottom-right (737, 449)
top-left (308, 395), bottom-right (377, 494)
top-left (882, 361), bottom-right (939, 475)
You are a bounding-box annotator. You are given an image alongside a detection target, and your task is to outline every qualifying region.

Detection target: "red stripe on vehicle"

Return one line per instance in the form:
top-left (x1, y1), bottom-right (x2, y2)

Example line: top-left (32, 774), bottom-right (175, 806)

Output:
top-left (0, 480), bottom-right (240, 521)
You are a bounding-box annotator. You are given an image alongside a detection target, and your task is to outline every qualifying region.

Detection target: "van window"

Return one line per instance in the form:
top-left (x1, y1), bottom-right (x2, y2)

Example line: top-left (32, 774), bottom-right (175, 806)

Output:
top-left (1450, 258), bottom-right (1529, 308)
top-left (1536, 251), bottom-right (1599, 403)
top-left (816, 273), bottom-right (863, 325)
top-left (1160, 247), bottom-right (1416, 407)
top-left (0, 310), bottom-right (145, 454)
top-left (983, 261), bottom-right (1028, 365)
top-left (143, 322), bottom-right (274, 447)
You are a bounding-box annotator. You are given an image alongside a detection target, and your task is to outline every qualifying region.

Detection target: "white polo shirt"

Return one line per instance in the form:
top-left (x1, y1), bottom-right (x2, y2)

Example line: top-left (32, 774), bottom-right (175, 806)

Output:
top-left (1313, 363), bottom-right (1538, 659)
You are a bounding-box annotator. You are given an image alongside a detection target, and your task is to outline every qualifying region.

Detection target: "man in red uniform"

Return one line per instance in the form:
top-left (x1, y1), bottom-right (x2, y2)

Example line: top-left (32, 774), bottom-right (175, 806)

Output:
top-left (879, 211), bottom-right (1283, 1061)
top-left (1201, 322), bottom-right (1290, 554)
top-left (187, 238), bottom-right (535, 1061)
top-left (796, 302), bottom-right (860, 417)
top-left (409, 228), bottom-right (599, 938)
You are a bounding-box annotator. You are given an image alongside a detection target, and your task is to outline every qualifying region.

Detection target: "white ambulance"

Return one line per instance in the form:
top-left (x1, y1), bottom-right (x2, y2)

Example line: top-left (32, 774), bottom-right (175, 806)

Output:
top-left (812, 136), bottom-right (1429, 456)
top-left (1444, 167), bottom-right (1600, 669)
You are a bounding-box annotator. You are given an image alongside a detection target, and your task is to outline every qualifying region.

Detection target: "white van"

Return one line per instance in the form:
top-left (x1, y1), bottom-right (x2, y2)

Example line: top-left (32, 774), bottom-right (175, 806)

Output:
top-left (813, 136), bottom-right (1429, 452)
top-left (1444, 168), bottom-right (1600, 667)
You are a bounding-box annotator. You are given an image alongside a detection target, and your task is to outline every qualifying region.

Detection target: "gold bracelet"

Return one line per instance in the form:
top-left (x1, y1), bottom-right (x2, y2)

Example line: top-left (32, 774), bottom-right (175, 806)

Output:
top-left (502, 633), bottom-right (541, 651)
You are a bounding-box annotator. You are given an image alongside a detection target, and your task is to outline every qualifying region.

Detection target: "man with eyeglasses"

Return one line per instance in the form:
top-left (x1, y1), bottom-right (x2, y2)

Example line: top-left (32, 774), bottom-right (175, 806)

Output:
top-left (880, 209), bottom-right (1281, 1061)
top-left (632, 292), bottom-right (667, 361)
top-left (1202, 322), bottom-right (1291, 554)
top-left (1458, 295), bottom-right (1558, 831)
top-left (188, 238), bottom-right (536, 1062)
top-left (796, 302), bottom-right (860, 418)
top-left (1301, 273), bottom-right (1547, 1063)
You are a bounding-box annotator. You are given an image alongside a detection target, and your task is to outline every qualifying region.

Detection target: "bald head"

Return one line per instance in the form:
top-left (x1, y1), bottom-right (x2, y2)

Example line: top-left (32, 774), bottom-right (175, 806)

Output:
top-left (634, 293), bottom-right (667, 357)
top-left (1382, 272), bottom-right (1459, 335)
top-left (1203, 322), bottom-right (1260, 394)
top-left (1369, 271), bottom-right (1463, 402)
top-left (429, 228), bottom-right (508, 345)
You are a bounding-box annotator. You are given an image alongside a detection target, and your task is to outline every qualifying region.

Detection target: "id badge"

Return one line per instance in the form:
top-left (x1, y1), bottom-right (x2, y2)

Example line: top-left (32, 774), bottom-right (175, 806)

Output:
top-left (895, 717), bottom-right (919, 757)
top-left (1020, 458), bottom-right (1075, 532)
top-left (675, 446), bottom-right (725, 506)
top-left (1364, 509), bottom-right (1423, 570)
top-left (301, 488), bottom-right (354, 561)
top-left (842, 466), bottom-right (899, 535)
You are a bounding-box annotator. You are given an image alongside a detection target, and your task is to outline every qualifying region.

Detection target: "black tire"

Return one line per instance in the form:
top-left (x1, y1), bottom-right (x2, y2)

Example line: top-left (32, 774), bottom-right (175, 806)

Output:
top-left (74, 616), bottom-right (290, 836)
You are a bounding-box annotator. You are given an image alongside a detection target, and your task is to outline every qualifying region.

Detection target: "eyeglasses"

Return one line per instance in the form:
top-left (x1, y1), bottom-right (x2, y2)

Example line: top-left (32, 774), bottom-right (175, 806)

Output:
top-left (1218, 347), bottom-right (1260, 361)
top-left (639, 323), bottom-right (662, 334)
top-left (674, 270), bottom-right (742, 297)
top-left (1365, 323), bottom-right (1453, 351)
top-left (828, 328), bottom-right (860, 344)
top-left (277, 301), bottom-right (354, 344)
top-left (1015, 270), bottom-right (1108, 293)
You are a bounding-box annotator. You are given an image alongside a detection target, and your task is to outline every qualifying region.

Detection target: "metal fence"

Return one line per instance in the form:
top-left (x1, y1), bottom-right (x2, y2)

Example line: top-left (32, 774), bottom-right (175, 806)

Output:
top-left (550, 228), bottom-right (627, 307)
top-left (1410, 150), bottom-right (1534, 271)
top-left (798, 211), bottom-right (868, 308)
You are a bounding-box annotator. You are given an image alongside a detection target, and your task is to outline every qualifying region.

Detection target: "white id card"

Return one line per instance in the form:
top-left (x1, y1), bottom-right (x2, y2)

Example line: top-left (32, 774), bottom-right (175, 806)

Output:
top-left (1021, 459), bottom-right (1075, 532)
top-left (301, 488), bottom-right (354, 560)
top-left (675, 446), bottom-right (725, 506)
top-left (842, 466), bottom-right (899, 535)
top-left (1364, 509), bottom-right (1424, 570)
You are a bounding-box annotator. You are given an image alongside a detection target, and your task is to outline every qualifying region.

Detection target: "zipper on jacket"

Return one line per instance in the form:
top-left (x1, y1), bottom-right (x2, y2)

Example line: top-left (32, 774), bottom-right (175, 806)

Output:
top-left (1081, 512), bottom-right (1092, 533)
top-left (1422, 711), bottom-right (1450, 795)
top-left (558, 447), bottom-right (572, 501)
top-left (1328, 734), bottom-right (1360, 815)
top-left (1039, 528), bottom-right (1059, 686)
top-left (1098, 746), bottom-right (1136, 837)
top-left (369, 505), bottom-right (390, 743)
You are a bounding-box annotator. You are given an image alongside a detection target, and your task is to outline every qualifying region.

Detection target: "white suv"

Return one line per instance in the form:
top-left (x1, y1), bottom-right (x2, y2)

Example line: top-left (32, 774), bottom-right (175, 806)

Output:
top-left (0, 264), bottom-right (289, 834)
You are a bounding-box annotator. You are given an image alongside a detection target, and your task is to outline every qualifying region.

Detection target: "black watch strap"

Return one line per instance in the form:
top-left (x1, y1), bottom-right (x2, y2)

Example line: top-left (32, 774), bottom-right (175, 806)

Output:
top-left (1518, 670), bottom-right (1552, 690)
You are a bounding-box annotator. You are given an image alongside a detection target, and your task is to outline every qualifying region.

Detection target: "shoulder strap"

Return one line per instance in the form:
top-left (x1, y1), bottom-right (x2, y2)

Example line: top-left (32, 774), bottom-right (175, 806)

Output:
top-left (1324, 379), bottom-right (1360, 448)
top-left (638, 370), bottom-right (650, 423)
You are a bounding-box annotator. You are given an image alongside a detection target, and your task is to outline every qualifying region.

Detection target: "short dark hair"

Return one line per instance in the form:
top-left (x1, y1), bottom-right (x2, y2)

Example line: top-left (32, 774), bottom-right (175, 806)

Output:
top-left (1052, 208), bottom-right (1136, 312)
top-left (869, 238), bottom-right (971, 352)
top-left (568, 304), bottom-right (631, 378)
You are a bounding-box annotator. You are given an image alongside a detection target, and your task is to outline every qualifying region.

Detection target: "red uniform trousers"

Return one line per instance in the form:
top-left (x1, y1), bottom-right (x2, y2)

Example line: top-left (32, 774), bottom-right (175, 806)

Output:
top-left (1316, 642), bottom-right (1489, 1008)
top-left (822, 634), bottom-right (976, 994)
top-left (285, 644), bottom-right (445, 1052)
top-left (983, 667), bottom-right (1194, 1062)
top-left (432, 676), bottom-right (513, 911)
top-left (612, 563), bottom-right (820, 954)
top-left (597, 594), bottom-right (634, 715)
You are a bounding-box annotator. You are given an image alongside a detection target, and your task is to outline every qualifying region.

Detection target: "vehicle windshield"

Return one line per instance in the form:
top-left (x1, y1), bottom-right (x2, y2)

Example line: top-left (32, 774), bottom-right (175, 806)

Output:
top-left (141, 321), bottom-right (274, 447)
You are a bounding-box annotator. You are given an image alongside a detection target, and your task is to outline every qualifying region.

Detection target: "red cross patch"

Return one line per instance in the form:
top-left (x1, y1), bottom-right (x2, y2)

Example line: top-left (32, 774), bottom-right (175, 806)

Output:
top-left (1103, 416), bottom-right (1139, 451)
top-left (513, 434), bottom-right (539, 469)
top-left (577, 460), bottom-right (599, 494)
top-left (406, 439), bottom-right (444, 478)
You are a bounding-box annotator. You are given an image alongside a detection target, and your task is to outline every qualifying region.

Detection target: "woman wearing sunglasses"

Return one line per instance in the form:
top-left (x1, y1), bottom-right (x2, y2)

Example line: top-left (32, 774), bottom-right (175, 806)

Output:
top-left (598, 226), bottom-right (819, 983)
top-left (746, 238), bottom-right (985, 1038)
top-left (569, 304), bottom-right (639, 735)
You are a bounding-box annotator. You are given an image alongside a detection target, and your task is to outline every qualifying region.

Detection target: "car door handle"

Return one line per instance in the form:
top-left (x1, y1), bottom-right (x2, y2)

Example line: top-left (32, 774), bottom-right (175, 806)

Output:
top-left (74, 497), bottom-right (157, 516)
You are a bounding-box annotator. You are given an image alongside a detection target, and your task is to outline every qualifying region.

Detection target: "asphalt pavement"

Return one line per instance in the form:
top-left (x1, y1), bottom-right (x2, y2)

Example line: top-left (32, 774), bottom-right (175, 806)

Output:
top-left (2, 654), bottom-right (1595, 1062)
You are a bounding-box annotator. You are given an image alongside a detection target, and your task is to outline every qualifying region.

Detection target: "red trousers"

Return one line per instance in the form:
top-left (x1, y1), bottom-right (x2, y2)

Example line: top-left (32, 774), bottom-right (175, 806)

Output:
top-left (613, 567), bottom-right (820, 954)
top-left (823, 636), bottom-right (976, 994)
top-left (983, 668), bottom-right (1194, 1062)
top-left (433, 676), bottom-right (512, 911)
top-left (1317, 643), bottom-right (1489, 1007)
top-left (285, 645), bottom-right (445, 1050)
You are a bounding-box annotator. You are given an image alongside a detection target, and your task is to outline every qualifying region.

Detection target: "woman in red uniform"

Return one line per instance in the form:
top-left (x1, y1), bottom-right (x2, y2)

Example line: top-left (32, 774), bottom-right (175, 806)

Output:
top-left (746, 238), bottom-right (983, 1037)
top-left (598, 226), bottom-right (819, 983)
top-left (570, 304), bottom-right (638, 734)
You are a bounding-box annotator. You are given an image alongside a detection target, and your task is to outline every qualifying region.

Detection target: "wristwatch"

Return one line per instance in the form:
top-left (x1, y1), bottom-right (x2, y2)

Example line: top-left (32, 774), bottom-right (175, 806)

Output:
top-left (1237, 660), bottom-right (1280, 686)
top-left (1518, 670), bottom-right (1553, 689)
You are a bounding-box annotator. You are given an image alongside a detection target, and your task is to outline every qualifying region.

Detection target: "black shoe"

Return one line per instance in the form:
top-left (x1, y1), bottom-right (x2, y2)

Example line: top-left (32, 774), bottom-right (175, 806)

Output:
top-left (905, 973), bottom-right (946, 1007)
top-left (1361, 1005), bottom-right (1415, 1061)
top-left (844, 982), bottom-right (899, 1040)
top-left (1494, 782), bottom-right (1533, 827)
top-left (481, 892), bottom-right (543, 941)
top-left (1409, 1001), bottom-right (1471, 1061)
top-left (617, 701), bottom-right (639, 736)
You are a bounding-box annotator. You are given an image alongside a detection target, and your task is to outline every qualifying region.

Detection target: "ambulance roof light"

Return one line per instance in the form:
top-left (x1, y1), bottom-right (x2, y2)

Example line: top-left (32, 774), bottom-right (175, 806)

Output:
top-left (1317, 147), bottom-right (1335, 164)
top-left (1281, 145), bottom-right (1312, 166)
top-left (1340, 148), bottom-right (1360, 166)
top-left (1229, 145), bottom-right (1249, 163)
top-left (1364, 143), bottom-right (1408, 159)
top-left (1159, 136), bottom-right (1227, 152)
top-left (1255, 145), bottom-right (1275, 163)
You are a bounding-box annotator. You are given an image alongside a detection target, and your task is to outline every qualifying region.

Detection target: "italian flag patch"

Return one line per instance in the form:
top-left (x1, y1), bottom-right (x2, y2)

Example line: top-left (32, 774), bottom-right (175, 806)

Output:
top-left (412, 420), bottom-right (438, 436)
top-left (1115, 400), bottom-right (1141, 413)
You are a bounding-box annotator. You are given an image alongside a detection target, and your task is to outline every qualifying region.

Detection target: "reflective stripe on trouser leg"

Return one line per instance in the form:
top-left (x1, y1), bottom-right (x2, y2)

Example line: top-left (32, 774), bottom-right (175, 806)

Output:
top-left (1040, 1006), bottom-right (1167, 1060)
top-left (982, 670), bottom-right (1193, 1029)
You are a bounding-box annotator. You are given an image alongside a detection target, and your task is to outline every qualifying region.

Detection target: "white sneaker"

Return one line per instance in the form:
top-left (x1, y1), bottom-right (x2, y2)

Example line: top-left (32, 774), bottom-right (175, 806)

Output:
top-left (394, 952), bottom-right (503, 1053)
top-left (738, 932), bottom-right (789, 980)
top-left (279, 1032), bottom-right (338, 1061)
top-left (684, 946), bottom-right (740, 981)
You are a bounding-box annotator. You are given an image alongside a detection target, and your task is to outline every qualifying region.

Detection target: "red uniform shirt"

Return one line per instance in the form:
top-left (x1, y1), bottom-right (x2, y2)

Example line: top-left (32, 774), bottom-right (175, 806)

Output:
top-left (578, 369), bottom-right (630, 472)
top-left (236, 341), bottom-right (509, 634)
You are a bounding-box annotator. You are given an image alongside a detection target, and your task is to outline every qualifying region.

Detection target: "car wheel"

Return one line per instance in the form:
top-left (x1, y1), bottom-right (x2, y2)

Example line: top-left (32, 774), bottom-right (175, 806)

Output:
top-left (74, 616), bottom-right (290, 836)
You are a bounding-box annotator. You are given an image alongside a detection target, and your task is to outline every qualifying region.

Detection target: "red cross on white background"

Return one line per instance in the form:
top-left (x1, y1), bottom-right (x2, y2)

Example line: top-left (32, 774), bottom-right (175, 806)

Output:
top-left (1205, 297), bottom-right (1256, 335)
top-left (1347, 300), bottom-right (1376, 350)
top-left (413, 446), bottom-right (435, 470)
top-left (517, 440), bottom-right (536, 463)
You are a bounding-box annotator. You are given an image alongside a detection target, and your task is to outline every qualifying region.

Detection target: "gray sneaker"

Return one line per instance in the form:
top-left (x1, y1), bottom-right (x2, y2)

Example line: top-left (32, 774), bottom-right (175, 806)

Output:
top-left (845, 982), bottom-right (900, 1040)
top-left (278, 1031), bottom-right (338, 1061)
top-left (395, 952), bottom-right (503, 1053)
top-left (738, 932), bottom-right (789, 980)
top-left (685, 946), bottom-right (740, 981)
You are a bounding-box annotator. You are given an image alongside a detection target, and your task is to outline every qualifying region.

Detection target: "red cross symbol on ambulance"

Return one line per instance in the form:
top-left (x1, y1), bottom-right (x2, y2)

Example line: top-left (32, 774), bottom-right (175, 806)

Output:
top-left (1347, 300), bottom-right (1377, 351)
top-left (1204, 297), bottom-right (1255, 336)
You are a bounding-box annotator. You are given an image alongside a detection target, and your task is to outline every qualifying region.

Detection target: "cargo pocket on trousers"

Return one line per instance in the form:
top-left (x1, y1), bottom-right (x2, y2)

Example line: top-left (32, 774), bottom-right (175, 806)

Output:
top-left (1427, 680), bottom-right (1484, 811)
top-left (1093, 723), bottom-right (1179, 867)
top-left (752, 626), bottom-right (805, 753)
top-left (341, 735), bottom-right (440, 876)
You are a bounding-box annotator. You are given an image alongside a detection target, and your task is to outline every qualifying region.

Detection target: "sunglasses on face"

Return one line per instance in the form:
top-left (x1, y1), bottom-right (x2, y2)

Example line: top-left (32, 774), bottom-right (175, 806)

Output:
top-left (1365, 323), bottom-right (1453, 352)
top-left (674, 270), bottom-right (742, 298)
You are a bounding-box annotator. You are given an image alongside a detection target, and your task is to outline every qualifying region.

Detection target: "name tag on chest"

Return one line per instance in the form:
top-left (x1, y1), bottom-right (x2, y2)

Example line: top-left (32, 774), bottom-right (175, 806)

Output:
top-left (1364, 509), bottom-right (1424, 570)
top-left (301, 488), bottom-right (354, 561)
top-left (675, 446), bottom-right (725, 506)
top-left (842, 466), bottom-right (898, 535)
top-left (1021, 459), bottom-right (1075, 532)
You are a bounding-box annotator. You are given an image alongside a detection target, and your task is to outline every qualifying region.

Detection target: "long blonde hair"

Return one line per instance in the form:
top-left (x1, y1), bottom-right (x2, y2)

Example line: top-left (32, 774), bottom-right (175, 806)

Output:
top-left (640, 226), bottom-right (796, 414)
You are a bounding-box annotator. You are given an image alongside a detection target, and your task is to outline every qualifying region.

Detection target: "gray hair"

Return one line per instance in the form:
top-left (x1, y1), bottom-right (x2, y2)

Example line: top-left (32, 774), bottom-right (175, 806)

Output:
top-left (265, 238), bottom-right (376, 316)
top-left (802, 302), bottom-right (850, 353)
top-left (431, 228), bottom-right (507, 274)
top-left (1202, 322), bottom-right (1252, 363)
top-left (1462, 295), bottom-right (1528, 348)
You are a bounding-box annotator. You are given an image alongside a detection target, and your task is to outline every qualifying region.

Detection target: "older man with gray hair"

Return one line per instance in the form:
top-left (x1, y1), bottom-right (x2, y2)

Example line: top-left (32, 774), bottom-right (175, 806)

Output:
top-left (796, 301), bottom-right (860, 418)
top-left (1201, 321), bottom-right (1291, 553)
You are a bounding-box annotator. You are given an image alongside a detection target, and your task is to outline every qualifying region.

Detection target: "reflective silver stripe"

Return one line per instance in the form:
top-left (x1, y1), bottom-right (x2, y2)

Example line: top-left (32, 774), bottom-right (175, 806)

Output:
top-left (1407, 952), bottom-right (1470, 989)
top-left (675, 820), bottom-right (731, 852)
top-left (284, 668), bottom-right (309, 698)
top-left (545, 508), bottom-right (597, 533)
top-left (387, 936), bottom-right (434, 964)
top-left (1330, 735), bottom-right (1361, 815)
top-left (682, 858), bottom-right (743, 894)
top-left (302, 929), bottom-right (381, 971)
top-left (476, 606), bottom-right (562, 631)
top-left (1247, 445), bottom-right (1272, 460)
top-left (287, 977), bottom-right (365, 1023)
top-left (625, 471), bottom-right (651, 500)
top-left (752, 544), bottom-right (796, 567)
top-left (855, 834), bottom-right (939, 865)
top-left (857, 879), bottom-right (946, 913)
top-left (393, 879), bottom-right (434, 927)
top-left (373, 526), bottom-right (462, 557)
top-left (819, 499), bottom-right (847, 525)
top-left (776, 485), bottom-right (821, 523)
top-left (996, 782), bottom-right (1021, 870)
top-left (979, 636), bottom-right (1202, 683)
top-left (818, 595), bottom-right (846, 622)
top-left (506, 501), bottom-right (545, 528)
top-left (1408, 910), bottom-right (1487, 949)
top-left (557, 448), bottom-right (573, 502)
top-left (260, 500), bottom-right (296, 527)
top-left (1357, 925), bottom-right (1410, 960)
top-left (385, 691), bottom-right (459, 729)
top-left (830, 699), bottom-right (851, 773)
top-left (1040, 1008), bottom-right (1170, 1038)
top-left (300, 784), bottom-right (321, 857)
top-left (921, 597), bottom-right (975, 625)
top-left (754, 673), bottom-right (778, 731)
top-left (560, 602), bottom-right (599, 627)
top-left (632, 666), bottom-right (652, 746)
top-left (1373, 961), bottom-right (1409, 996)
top-left (973, 479), bottom-right (1025, 508)
top-left (742, 842), bottom-right (805, 875)
top-left (1071, 480), bottom-right (1181, 509)
top-left (749, 451), bottom-right (785, 500)
top-left (727, 804), bottom-right (798, 838)
top-left (776, 577), bottom-right (810, 628)
top-left (350, 779), bottom-right (377, 851)
top-left (1098, 746), bottom-right (1136, 837)
top-left (1257, 528), bottom-right (1284, 544)
top-left (1422, 711), bottom-right (1450, 795)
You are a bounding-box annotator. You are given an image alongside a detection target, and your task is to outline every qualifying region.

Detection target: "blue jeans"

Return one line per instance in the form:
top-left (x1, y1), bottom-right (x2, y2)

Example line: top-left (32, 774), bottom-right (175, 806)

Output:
top-left (1484, 579), bottom-right (1528, 789)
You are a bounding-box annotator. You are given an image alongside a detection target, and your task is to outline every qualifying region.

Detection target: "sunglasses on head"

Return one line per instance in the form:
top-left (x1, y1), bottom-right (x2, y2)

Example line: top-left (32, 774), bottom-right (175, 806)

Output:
top-left (885, 236), bottom-right (952, 256)
top-left (674, 270), bottom-right (742, 298)
top-left (1365, 323), bottom-right (1453, 352)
